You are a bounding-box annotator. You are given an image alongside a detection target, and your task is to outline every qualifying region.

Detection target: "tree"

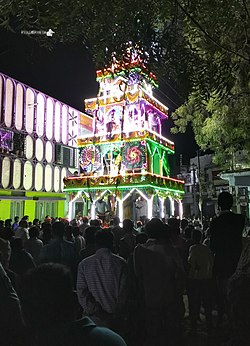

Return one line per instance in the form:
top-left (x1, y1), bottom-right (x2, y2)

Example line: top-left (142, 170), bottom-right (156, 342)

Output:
top-left (1, 0), bottom-right (249, 166)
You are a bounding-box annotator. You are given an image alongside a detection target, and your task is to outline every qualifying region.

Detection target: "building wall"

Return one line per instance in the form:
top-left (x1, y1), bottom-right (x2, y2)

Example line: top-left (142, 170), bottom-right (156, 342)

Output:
top-left (0, 73), bottom-right (90, 220)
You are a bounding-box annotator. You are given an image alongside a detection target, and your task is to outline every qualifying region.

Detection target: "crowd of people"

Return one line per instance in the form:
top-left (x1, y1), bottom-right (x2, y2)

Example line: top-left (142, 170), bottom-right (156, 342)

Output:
top-left (0, 191), bottom-right (250, 345)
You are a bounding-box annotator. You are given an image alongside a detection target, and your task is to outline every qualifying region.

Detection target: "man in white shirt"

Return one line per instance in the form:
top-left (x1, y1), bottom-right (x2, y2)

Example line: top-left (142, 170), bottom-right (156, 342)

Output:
top-left (77, 229), bottom-right (128, 331)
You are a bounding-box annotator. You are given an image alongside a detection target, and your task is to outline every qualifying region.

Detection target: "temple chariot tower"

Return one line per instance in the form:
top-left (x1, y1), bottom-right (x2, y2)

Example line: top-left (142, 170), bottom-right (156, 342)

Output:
top-left (64, 46), bottom-right (184, 222)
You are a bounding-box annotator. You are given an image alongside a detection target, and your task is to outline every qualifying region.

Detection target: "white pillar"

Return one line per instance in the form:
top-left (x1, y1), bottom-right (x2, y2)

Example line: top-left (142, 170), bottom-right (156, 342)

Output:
top-left (159, 197), bottom-right (165, 219)
top-left (169, 196), bottom-right (175, 217)
top-left (147, 196), bottom-right (154, 219)
top-left (91, 201), bottom-right (96, 220)
top-left (118, 199), bottom-right (123, 222)
top-left (178, 200), bottom-right (183, 219)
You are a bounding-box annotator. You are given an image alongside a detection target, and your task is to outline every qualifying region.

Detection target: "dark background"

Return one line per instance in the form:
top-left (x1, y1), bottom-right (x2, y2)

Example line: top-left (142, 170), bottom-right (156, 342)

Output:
top-left (0, 30), bottom-right (198, 166)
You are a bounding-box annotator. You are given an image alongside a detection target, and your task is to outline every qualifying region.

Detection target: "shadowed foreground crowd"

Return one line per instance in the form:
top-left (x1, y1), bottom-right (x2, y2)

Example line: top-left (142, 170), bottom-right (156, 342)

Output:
top-left (0, 192), bottom-right (250, 346)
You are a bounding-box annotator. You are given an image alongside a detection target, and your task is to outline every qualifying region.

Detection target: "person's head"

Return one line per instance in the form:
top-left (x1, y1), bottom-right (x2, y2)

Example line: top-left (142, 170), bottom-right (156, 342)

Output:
top-left (168, 217), bottom-right (180, 235)
top-left (52, 221), bottom-right (65, 239)
top-left (95, 229), bottom-right (113, 250)
top-left (72, 226), bottom-right (80, 237)
top-left (192, 229), bottom-right (202, 244)
top-left (44, 215), bottom-right (52, 224)
top-left (33, 218), bottom-right (40, 227)
top-left (112, 217), bottom-right (120, 226)
top-left (82, 217), bottom-right (89, 224)
top-left (90, 219), bottom-right (102, 227)
top-left (184, 225), bottom-right (194, 240)
top-left (14, 216), bottom-right (19, 223)
top-left (22, 215), bottom-right (29, 221)
top-left (218, 191), bottom-right (233, 211)
top-left (180, 218), bottom-right (189, 231)
top-left (84, 226), bottom-right (98, 245)
top-left (11, 238), bottom-right (24, 252)
top-left (136, 221), bottom-right (143, 229)
top-left (5, 219), bottom-right (12, 228)
top-left (136, 232), bottom-right (148, 245)
top-left (145, 218), bottom-right (164, 239)
top-left (162, 224), bottom-right (173, 242)
top-left (28, 226), bottom-right (40, 239)
top-left (69, 219), bottom-right (78, 227)
top-left (0, 238), bottom-right (11, 269)
top-left (123, 219), bottom-right (134, 232)
top-left (19, 220), bottom-right (28, 229)
top-left (20, 264), bottom-right (75, 330)
top-left (65, 225), bottom-right (74, 240)
top-left (0, 220), bottom-right (4, 229)
top-left (41, 223), bottom-right (52, 242)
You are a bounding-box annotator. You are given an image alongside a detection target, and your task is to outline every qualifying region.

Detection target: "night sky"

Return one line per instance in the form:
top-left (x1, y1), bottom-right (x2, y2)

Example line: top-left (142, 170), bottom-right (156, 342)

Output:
top-left (0, 29), bottom-right (198, 166)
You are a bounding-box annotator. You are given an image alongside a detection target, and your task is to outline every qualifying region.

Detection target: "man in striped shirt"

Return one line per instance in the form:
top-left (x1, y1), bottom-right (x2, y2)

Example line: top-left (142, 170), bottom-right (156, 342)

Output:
top-left (77, 229), bottom-right (128, 330)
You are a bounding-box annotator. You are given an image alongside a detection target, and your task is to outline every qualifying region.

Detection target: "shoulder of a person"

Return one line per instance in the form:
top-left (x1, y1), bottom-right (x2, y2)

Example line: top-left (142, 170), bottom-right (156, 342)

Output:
top-left (189, 244), bottom-right (197, 252)
top-left (112, 252), bottom-right (127, 263)
top-left (88, 326), bottom-right (127, 346)
top-left (79, 253), bottom-right (96, 265)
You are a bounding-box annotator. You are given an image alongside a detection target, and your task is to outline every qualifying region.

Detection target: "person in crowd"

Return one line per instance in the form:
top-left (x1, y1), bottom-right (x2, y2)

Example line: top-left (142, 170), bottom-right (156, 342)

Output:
top-left (90, 219), bottom-right (102, 228)
top-left (79, 216), bottom-right (89, 236)
top-left (0, 263), bottom-right (24, 346)
top-left (40, 222), bottom-right (52, 245)
top-left (119, 219), bottom-right (137, 260)
top-left (73, 226), bottom-right (86, 255)
top-left (168, 217), bottom-right (186, 260)
top-left (15, 220), bottom-right (29, 243)
top-left (0, 236), bottom-right (11, 270)
top-left (9, 238), bottom-right (36, 276)
top-left (39, 221), bottom-right (77, 281)
top-left (0, 224), bottom-right (15, 242)
top-left (79, 226), bottom-right (98, 261)
top-left (69, 218), bottom-right (78, 227)
top-left (228, 240), bottom-right (250, 345)
top-left (12, 216), bottom-right (19, 231)
top-left (182, 225), bottom-right (195, 273)
top-left (5, 218), bottom-right (12, 228)
top-left (126, 231), bottom-right (148, 343)
top-left (77, 229), bottom-right (128, 331)
top-left (20, 263), bottom-right (127, 346)
top-left (134, 219), bottom-right (185, 346)
top-left (21, 215), bottom-right (29, 222)
top-left (64, 225), bottom-right (75, 242)
top-left (0, 236), bottom-right (19, 292)
top-left (180, 218), bottom-right (189, 235)
top-left (111, 217), bottom-right (125, 254)
top-left (136, 221), bottom-right (143, 233)
top-left (24, 226), bottom-right (43, 265)
top-left (32, 218), bottom-right (40, 228)
top-left (210, 191), bottom-right (245, 324)
top-left (0, 220), bottom-right (5, 234)
top-left (44, 215), bottom-right (52, 223)
top-left (187, 229), bottom-right (214, 333)
top-left (203, 227), bottom-right (211, 247)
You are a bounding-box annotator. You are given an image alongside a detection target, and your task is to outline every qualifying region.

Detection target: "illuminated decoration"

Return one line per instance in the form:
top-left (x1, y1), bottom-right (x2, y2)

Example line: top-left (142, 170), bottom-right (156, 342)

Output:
top-left (64, 43), bottom-right (184, 220)
top-left (79, 146), bottom-right (101, 173)
top-left (122, 141), bottom-right (147, 171)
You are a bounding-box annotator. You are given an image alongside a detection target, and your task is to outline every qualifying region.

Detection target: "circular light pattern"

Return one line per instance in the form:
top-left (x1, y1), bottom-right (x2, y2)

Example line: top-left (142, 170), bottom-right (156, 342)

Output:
top-left (125, 146), bottom-right (142, 164)
top-left (79, 146), bottom-right (101, 173)
top-left (122, 141), bottom-right (146, 170)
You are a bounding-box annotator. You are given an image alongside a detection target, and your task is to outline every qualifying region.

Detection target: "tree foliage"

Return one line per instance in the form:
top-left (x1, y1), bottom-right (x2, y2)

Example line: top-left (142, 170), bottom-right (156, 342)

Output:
top-left (1, 0), bottom-right (250, 166)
